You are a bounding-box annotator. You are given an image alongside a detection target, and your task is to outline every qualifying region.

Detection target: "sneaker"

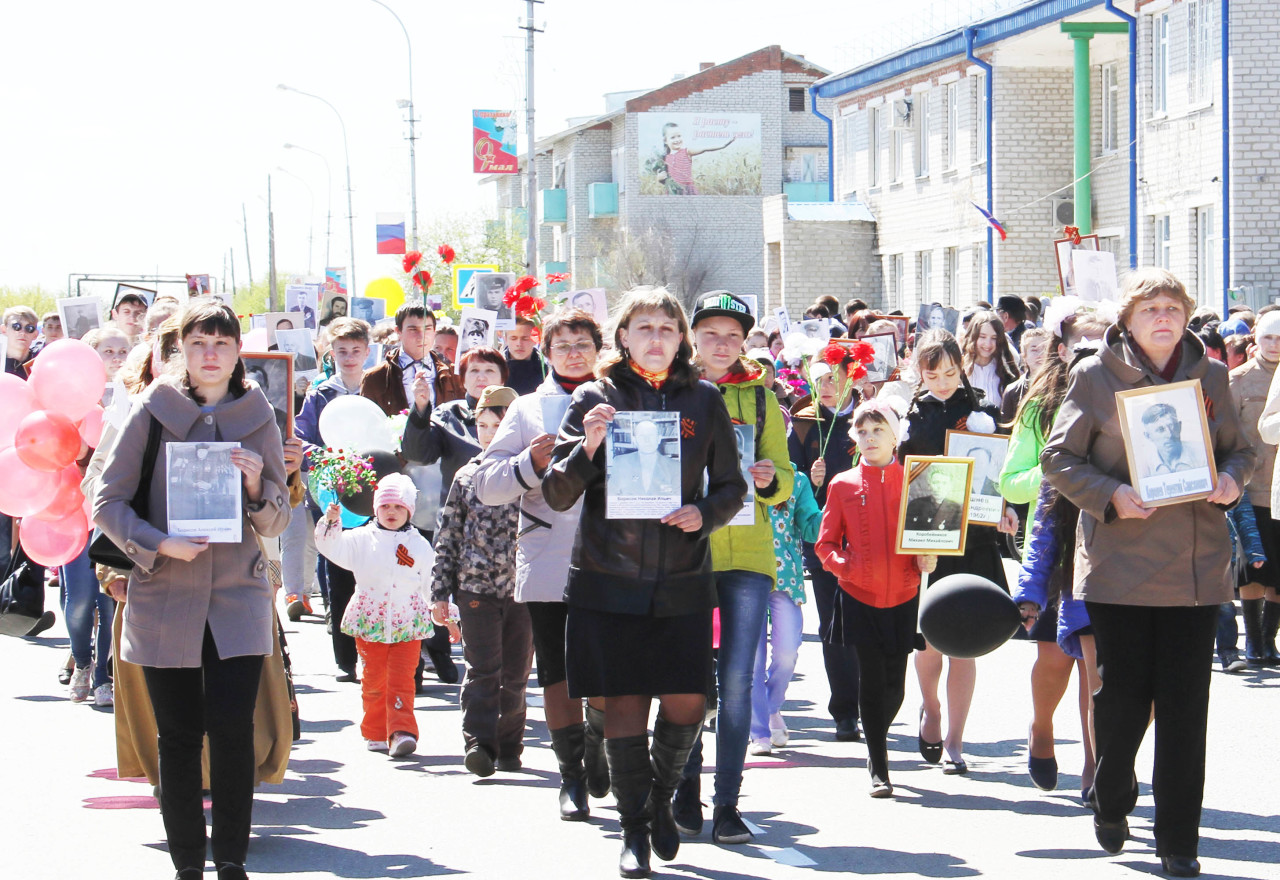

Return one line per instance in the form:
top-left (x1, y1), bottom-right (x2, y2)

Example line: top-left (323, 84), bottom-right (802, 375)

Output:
top-left (285, 593), bottom-right (312, 621)
top-left (748, 739), bottom-right (772, 756)
top-left (465, 744), bottom-right (496, 778)
top-left (93, 683), bottom-right (114, 707)
top-left (711, 805), bottom-right (753, 844)
top-left (69, 666), bottom-right (92, 703)
top-left (768, 713), bottom-right (789, 747)
top-left (1220, 650), bottom-right (1247, 673)
top-left (367, 739), bottom-right (389, 752)
top-left (389, 732), bottom-right (417, 757)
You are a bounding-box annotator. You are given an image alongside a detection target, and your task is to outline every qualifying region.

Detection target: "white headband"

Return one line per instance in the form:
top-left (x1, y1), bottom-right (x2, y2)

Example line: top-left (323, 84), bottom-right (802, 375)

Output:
top-left (1256, 310), bottom-right (1280, 339)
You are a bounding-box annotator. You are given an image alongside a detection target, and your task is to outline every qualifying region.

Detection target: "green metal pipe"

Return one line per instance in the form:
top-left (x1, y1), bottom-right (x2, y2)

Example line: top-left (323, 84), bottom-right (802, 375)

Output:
top-left (1072, 33), bottom-right (1093, 235)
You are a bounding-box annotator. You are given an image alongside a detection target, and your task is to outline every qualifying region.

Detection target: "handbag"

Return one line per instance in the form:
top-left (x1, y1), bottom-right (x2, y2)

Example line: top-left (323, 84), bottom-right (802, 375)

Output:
top-left (0, 546), bottom-right (48, 637)
top-left (88, 414), bottom-right (163, 571)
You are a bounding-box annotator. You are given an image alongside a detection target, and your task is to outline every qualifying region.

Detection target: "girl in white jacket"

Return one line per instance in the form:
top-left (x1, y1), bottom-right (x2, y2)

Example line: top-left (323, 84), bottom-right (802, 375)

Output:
top-left (315, 473), bottom-right (444, 757)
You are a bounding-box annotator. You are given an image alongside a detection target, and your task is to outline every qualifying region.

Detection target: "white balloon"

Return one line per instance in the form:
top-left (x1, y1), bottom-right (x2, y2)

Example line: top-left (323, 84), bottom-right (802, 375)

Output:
top-left (318, 395), bottom-right (395, 452)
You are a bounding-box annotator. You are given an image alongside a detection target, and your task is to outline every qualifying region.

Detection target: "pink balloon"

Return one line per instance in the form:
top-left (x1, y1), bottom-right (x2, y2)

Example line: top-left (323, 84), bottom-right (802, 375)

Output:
top-left (14, 410), bottom-right (81, 472)
top-left (241, 328), bottom-right (269, 353)
top-left (20, 510), bottom-right (88, 568)
top-left (78, 405), bottom-right (106, 448)
top-left (0, 447), bottom-right (60, 517)
top-left (0, 374), bottom-right (38, 449)
top-left (29, 339), bottom-right (107, 422)
top-left (30, 464), bottom-right (86, 522)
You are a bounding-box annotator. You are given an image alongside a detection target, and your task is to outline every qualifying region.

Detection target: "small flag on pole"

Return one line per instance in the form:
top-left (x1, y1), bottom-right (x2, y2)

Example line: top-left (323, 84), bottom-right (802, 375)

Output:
top-left (376, 213), bottom-right (406, 254)
top-left (970, 202), bottom-right (1007, 242)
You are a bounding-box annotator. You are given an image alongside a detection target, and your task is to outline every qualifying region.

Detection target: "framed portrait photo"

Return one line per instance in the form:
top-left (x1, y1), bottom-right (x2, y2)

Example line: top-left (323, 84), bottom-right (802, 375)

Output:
top-left (1116, 380), bottom-right (1217, 507)
top-left (897, 456), bottom-right (974, 556)
top-left (1054, 233), bottom-right (1099, 297)
top-left (860, 332), bottom-right (899, 383)
top-left (241, 351), bottom-right (294, 438)
top-left (872, 314), bottom-right (909, 349)
top-left (458, 307), bottom-right (498, 354)
top-left (945, 430), bottom-right (1010, 526)
top-left (57, 296), bottom-right (105, 340)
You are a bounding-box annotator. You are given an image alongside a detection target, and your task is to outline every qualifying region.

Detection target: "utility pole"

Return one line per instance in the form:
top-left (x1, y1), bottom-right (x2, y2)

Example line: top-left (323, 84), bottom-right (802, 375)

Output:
top-left (230, 247), bottom-right (237, 303)
top-left (521, 0), bottom-right (544, 274)
top-left (242, 202), bottom-right (254, 287)
top-left (268, 174), bottom-right (279, 312)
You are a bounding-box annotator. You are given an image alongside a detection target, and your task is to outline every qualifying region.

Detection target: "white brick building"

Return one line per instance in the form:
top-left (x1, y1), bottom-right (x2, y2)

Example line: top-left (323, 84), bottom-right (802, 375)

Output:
top-left (484, 46), bottom-right (835, 307)
top-left (810, 0), bottom-right (1279, 314)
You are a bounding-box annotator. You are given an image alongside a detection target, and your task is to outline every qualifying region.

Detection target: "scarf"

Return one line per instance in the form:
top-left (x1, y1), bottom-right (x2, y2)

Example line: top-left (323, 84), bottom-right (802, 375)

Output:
top-left (631, 362), bottom-right (669, 389)
top-left (552, 370), bottom-right (590, 394)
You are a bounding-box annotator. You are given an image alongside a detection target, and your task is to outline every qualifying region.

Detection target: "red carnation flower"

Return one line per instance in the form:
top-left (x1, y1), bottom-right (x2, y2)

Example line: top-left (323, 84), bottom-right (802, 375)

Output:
top-left (502, 287), bottom-right (520, 307)
top-left (412, 269), bottom-right (432, 290)
top-left (847, 363), bottom-right (867, 382)
top-left (848, 340), bottom-right (876, 364)
top-left (821, 342), bottom-right (846, 365)
top-left (403, 251), bottom-right (422, 273)
top-left (546, 271), bottom-right (571, 284)
top-left (437, 244), bottom-right (456, 264)
top-left (513, 275), bottom-right (539, 295)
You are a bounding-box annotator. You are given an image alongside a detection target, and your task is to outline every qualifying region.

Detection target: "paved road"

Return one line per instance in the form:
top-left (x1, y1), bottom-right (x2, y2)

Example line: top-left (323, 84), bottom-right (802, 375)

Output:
top-left (5, 576), bottom-right (1279, 879)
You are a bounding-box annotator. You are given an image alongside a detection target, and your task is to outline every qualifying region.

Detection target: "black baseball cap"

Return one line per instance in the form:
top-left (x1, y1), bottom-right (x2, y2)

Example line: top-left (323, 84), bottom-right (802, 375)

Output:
top-left (691, 290), bottom-right (754, 334)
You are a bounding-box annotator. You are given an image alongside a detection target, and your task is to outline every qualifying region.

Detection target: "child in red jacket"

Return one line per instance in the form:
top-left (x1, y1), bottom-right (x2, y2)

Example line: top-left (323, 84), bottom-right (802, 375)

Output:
top-left (817, 398), bottom-right (935, 798)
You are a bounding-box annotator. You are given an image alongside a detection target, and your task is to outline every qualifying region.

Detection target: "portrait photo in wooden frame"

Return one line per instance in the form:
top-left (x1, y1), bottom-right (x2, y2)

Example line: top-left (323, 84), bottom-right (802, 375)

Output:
top-left (1115, 380), bottom-right (1217, 508)
top-left (945, 429), bottom-right (1010, 526)
top-left (241, 351), bottom-right (294, 439)
top-left (896, 455), bottom-right (974, 556)
top-left (1053, 233), bottom-right (1099, 297)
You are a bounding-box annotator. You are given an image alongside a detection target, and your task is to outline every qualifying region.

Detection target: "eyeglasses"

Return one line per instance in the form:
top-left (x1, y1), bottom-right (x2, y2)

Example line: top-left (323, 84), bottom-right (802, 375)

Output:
top-left (8, 321), bottom-right (37, 334)
top-left (549, 342), bottom-right (596, 355)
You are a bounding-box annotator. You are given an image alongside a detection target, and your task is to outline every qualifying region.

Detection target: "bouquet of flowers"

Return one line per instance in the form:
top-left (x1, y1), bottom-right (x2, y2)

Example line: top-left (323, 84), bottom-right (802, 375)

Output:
top-left (503, 276), bottom-right (548, 328)
top-left (306, 447), bottom-right (379, 498)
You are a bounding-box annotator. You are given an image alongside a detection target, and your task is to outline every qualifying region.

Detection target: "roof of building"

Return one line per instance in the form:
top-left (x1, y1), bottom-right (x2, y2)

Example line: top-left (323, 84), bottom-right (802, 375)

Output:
top-left (812, 0), bottom-right (1130, 99)
top-left (786, 201), bottom-right (876, 223)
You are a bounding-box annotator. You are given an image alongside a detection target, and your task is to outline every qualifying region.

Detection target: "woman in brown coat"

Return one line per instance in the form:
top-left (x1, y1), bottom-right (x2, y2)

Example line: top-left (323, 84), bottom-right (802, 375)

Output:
top-left (1042, 268), bottom-right (1254, 879)
top-left (94, 301), bottom-right (290, 880)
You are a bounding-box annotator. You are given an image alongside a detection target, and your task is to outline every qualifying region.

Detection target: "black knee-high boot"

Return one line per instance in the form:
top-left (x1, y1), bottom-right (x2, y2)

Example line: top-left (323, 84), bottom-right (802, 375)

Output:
top-left (1243, 598), bottom-right (1266, 666)
top-left (549, 725), bottom-right (589, 821)
top-left (1262, 600), bottom-right (1280, 665)
top-left (647, 717), bottom-right (703, 862)
top-left (606, 735), bottom-right (652, 879)
top-left (584, 703), bottom-right (611, 798)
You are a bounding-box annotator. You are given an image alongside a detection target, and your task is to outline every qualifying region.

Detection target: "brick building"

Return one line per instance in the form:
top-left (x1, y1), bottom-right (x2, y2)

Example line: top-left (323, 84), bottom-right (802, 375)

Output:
top-left (484, 46), bottom-right (835, 309)
top-left (809, 0), bottom-right (1279, 314)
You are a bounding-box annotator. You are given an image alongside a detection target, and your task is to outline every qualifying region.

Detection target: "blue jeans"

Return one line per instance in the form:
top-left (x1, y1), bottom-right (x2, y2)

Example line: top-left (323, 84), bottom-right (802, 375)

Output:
top-left (61, 547), bottom-right (115, 687)
top-left (750, 591), bottom-right (805, 742)
top-left (1216, 601), bottom-right (1238, 654)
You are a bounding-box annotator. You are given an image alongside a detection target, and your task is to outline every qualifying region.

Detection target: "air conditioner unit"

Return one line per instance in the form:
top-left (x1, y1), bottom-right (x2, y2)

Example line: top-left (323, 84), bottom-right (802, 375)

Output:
top-left (1052, 197), bottom-right (1075, 229)
top-left (888, 98), bottom-right (912, 130)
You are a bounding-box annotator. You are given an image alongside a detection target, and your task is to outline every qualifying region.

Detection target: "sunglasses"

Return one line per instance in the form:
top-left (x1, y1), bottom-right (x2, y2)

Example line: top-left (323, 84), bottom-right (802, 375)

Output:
top-left (8, 321), bottom-right (37, 334)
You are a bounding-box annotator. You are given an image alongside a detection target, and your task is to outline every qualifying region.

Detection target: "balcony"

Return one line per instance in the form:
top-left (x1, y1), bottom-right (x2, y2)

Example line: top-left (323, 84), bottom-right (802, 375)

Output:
top-left (539, 188), bottom-right (567, 224)
top-left (588, 182), bottom-right (618, 218)
top-left (783, 181), bottom-right (830, 202)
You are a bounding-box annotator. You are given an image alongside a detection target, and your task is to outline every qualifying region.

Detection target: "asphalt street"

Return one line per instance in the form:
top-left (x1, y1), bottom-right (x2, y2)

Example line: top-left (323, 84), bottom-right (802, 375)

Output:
top-left (5, 572), bottom-right (1279, 880)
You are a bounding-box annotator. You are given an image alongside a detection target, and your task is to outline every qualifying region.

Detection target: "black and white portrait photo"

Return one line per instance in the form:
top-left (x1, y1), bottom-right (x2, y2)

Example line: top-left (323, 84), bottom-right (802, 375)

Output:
top-left (285, 284), bottom-right (318, 329)
top-left (898, 456), bottom-right (973, 555)
top-left (1118, 380), bottom-right (1216, 506)
top-left (320, 294), bottom-right (349, 326)
top-left (567, 288), bottom-right (609, 325)
top-left (275, 328), bottom-right (318, 382)
top-left (351, 297), bottom-right (387, 324)
top-left (243, 352), bottom-right (293, 437)
top-left (800, 319), bottom-right (830, 343)
top-left (166, 441), bottom-right (242, 543)
top-left (863, 332), bottom-right (899, 383)
top-left (474, 272), bottom-right (516, 313)
top-left (606, 411), bottom-right (682, 519)
top-left (458, 307), bottom-right (497, 354)
top-left (945, 430), bottom-right (1010, 525)
top-left (728, 423), bottom-right (757, 526)
top-left (264, 312), bottom-right (296, 348)
top-left (917, 302), bottom-right (960, 336)
top-left (57, 296), bottom-right (104, 340)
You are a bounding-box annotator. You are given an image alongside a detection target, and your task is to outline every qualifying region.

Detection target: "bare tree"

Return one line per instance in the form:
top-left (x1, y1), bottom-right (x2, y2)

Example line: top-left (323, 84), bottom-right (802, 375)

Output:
top-left (595, 221), bottom-right (718, 312)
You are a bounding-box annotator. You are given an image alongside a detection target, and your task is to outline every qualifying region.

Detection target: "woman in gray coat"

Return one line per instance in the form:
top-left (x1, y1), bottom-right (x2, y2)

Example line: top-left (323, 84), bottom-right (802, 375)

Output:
top-left (1042, 268), bottom-right (1253, 879)
top-left (471, 308), bottom-right (607, 821)
top-left (94, 300), bottom-right (290, 880)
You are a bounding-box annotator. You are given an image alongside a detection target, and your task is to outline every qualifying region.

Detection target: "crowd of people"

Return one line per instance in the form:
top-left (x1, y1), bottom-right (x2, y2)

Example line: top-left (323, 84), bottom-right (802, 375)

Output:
top-left (2, 270), bottom-right (1277, 880)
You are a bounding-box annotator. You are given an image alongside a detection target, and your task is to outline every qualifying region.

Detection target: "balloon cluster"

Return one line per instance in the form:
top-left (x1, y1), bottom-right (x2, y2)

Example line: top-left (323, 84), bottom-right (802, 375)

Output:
top-left (0, 340), bottom-right (108, 567)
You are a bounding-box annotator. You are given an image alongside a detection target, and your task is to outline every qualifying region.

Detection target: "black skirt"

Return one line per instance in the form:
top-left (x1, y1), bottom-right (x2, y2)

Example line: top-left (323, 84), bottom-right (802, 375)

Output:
top-left (1244, 505), bottom-right (1280, 590)
top-left (565, 606), bottom-right (713, 699)
top-left (827, 590), bottom-right (921, 657)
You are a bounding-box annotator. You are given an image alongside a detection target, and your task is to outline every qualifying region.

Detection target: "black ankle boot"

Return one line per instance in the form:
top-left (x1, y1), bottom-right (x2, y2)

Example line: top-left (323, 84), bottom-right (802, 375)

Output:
top-left (584, 704), bottom-right (611, 799)
top-left (606, 735), bottom-right (653, 879)
top-left (646, 717), bottom-right (703, 863)
top-left (549, 725), bottom-right (590, 821)
top-left (1243, 598), bottom-right (1266, 666)
top-left (1262, 600), bottom-right (1280, 666)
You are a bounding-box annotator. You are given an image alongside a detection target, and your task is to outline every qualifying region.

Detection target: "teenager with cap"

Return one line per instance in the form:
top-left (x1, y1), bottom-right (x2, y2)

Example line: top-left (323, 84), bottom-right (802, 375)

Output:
top-left (675, 290), bottom-right (794, 843)
top-left (111, 289), bottom-right (150, 344)
top-left (315, 472), bottom-right (438, 758)
top-left (430, 385), bottom-right (532, 777)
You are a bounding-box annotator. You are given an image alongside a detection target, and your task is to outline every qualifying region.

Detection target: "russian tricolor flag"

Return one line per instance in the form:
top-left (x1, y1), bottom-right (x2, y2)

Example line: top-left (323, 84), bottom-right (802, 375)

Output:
top-left (376, 213), bottom-right (406, 254)
top-left (970, 201), bottom-right (1007, 242)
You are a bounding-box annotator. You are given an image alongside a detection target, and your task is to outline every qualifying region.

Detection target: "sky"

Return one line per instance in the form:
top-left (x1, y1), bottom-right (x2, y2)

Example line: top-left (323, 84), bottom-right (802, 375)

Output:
top-left (0, 0), bottom-right (970, 296)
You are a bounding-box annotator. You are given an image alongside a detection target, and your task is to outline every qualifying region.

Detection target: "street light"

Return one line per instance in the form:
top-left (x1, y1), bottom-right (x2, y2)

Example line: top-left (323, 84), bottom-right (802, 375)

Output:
top-left (368, 0), bottom-right (418, 252)
top-left (278, 83), bottom-right (357, 293)
top-left (284, 143), bottom-right (332, 270)
top-left (275, 165), bottom-right (316, 274)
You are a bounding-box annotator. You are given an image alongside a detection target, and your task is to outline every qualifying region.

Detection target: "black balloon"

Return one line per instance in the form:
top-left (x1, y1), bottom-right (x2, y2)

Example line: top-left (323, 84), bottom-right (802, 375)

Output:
top-left (342, 450), bottom-right (404, 517)
top-left (919, 573), bottom-right (1022, 659)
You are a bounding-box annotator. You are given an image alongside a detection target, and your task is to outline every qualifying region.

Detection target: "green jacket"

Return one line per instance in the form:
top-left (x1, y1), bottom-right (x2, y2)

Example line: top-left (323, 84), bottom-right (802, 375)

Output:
top-left (999, 399), bottom-right (1046, 534)
top-left (704, 358), bottom-right (795, 583)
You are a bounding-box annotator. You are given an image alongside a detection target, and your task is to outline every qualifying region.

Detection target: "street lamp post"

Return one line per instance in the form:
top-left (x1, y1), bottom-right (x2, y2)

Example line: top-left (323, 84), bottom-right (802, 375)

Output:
top-left (284, 143), bottom-right (332, 271)
top-left (368, 0), bottom-right (418, 252)
top-left (278, 84), bottom-right (356, 293)
top-left (275, 166), bottom-right (316, 274)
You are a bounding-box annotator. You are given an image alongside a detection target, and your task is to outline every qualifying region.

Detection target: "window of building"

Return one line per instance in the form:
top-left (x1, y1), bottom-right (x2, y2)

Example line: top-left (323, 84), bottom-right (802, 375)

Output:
top-left (891, 124), bottom-right (905, 183)
top-left (1154, 214), bottom-right (1172, 269)
top-left (889, 253), bottom-right (904, 309)
top-left (1198, 205), bottom-right (1218, 303)
top-left (611, 146), bottom-right (625, 194)
top-left (869, 106), bottom-right (882, 188)
top-left (1152, 11), bottom-right (1169, 114)
top-left (919, 251), bottom-right (933, 304)
top-left (944, 246), bottom-right (959, 304)
top-left (973, 73), bottom-right (988, 165)
top-left (1188, 0), bottom-right (1215, 106)
top-left (976, 242), bottom-right (987, 302)
top-left (839, 112), bottom-right (857, 196)
top-left (916, 91), bottom-right (930, 178)
top-left (1101, 63), bottom-right (1119, 154)
top-left (789, 88), bottom-right (806, 112)
top-left (945, 83), bottom-right (958, 170)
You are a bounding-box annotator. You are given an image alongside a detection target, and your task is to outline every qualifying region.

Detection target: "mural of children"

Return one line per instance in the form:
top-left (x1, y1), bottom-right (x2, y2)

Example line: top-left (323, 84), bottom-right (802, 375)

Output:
top-left (658, 123), bottom-right (735, 195)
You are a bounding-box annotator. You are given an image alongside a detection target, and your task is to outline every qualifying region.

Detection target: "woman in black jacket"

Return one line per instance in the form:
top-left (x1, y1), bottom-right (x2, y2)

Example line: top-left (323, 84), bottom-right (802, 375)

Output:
top-left (544, 287), bottom-right (747, 879)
